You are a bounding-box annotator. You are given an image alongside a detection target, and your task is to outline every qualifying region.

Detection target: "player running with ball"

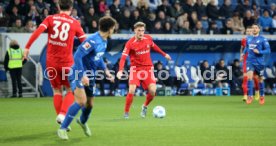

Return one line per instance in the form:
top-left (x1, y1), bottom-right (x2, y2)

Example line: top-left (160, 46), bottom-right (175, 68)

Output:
top-left (117, 22), bottom-right (171, 119)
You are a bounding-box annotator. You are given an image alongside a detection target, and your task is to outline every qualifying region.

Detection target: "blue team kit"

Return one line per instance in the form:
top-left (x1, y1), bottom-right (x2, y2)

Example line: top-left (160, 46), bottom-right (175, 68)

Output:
top-left (69, 32), bottom-right (107, 96)
top-left (244, 35), bottom-right (271, 76)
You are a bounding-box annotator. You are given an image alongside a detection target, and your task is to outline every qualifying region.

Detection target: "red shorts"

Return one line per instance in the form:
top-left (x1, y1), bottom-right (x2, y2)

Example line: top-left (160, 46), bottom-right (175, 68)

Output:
top-left (46, 62), bottom-right (71, 89)
top-left (243, 53), bottom-right (248, 73)
top-left (129, 66), bottom-right (156, 90)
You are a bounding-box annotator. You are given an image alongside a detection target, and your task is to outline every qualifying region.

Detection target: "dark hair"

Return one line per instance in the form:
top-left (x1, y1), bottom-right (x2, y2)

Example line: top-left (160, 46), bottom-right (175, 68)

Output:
top-left (233, 59), bottom-right (239, 63)
top-left (246, 25), bottom-right (252, 29)
top-left (252, 23), bottom-right (261, 28)
top-left (99, 16), bottom-right (117, 32)
top-left (59, 0), bottom-right (73, 11)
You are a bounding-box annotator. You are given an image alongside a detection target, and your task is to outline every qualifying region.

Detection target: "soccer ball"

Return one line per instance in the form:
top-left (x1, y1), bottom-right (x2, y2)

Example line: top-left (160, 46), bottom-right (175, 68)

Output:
top-left (153, 106), bottom-right (166, 118)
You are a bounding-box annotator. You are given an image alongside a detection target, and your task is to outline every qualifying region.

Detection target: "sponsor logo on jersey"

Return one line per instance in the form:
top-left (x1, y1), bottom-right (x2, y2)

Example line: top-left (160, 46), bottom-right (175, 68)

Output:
top-left (136, 49), bottom-right (150, 55)
top-left (94, 52), bottom-right (105, 61)
top-left (90, 40), bottom-right (96, 44)
top-left (49, 39), bottom-right (67, 47)
top-left (82, 42), bottom-right (91, 50)
top-left (248, 44), bottom-right (257, 50)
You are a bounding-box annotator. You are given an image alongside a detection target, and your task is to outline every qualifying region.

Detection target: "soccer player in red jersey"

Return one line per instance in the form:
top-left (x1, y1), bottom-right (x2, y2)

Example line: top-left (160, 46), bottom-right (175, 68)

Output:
top-left (24, 0), bottom-right (86, 125)
top-left (117, 22), bottom-right (171, 119)
top-left (240, 26), bottom-right (259, 102)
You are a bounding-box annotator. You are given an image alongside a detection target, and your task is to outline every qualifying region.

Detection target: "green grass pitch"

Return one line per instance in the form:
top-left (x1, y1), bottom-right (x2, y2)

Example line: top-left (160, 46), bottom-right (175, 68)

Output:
top-left (0, 96), bottom-right (276, 146)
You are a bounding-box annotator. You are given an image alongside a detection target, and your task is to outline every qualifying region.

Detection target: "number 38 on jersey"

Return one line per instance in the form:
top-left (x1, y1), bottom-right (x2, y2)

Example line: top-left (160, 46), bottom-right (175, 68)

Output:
top-left (50, 20), bottom-right (70, 41)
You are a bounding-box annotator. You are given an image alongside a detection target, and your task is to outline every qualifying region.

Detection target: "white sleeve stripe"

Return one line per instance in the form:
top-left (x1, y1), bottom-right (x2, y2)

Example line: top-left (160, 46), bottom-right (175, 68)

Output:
top-left (79, 35), bottom-right (86, 38)
top-left (122, 53), bottom-right (128, 56)
top-left (40, 24), bottom-right (47, 29)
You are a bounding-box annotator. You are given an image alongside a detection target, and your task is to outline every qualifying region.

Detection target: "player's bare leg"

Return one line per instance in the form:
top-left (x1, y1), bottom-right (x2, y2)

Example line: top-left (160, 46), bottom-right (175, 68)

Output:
top-left (246, 71), bottom-right (254, 104)
top-left (77, 97), bottom-right (93, 136)
top-left (124, 84), bottom-right (136, 119)
top-left (141, 83), bottom-right (156, 118)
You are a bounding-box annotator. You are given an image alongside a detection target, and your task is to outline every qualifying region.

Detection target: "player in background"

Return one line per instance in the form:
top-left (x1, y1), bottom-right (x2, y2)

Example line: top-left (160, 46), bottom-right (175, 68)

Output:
top-left (243, 23), bottom-right (271, 105)
top-left (57, 16), bottom-right (116, 140)
top-left (240, 26), bottom-right (260, 102)
top-left (24, 0), bottom-right (86, 126)
top-left (117, 22), bottom-right (171, 119)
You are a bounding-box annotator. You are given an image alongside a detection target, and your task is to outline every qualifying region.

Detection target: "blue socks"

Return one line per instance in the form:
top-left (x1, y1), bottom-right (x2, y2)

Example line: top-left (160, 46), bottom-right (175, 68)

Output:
top-left (248, 80), bottom-right (253, 97)
top-left (259, 82), bottom-right (265, 97)
top-left (80, 107), bottom-right (93, 124)
top-left (61, 102), bottom-right (81, 129)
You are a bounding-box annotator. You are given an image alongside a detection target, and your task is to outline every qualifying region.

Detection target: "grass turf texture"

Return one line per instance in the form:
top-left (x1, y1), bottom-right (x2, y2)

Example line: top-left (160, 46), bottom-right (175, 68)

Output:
top-left (0, 96), bottom-right (275, 146)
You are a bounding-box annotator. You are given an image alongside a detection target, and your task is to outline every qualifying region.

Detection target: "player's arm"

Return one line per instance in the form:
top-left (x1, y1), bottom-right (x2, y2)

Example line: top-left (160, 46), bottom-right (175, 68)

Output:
top-left (75, 22), bottom-right (86, 43)
top-left (253, 38), bottom-right (271, 54)
top-left (242, 47), bottom-right (248, 55)
top-left (99, 58), bottom-right (114, 83)
top-left (240, 45), bottom-right (244, 55)
top-left (24, 17), bottom-right (49, 59)
top-left (119, 43), bottom-right (130, 71)
top-left (240, 38), bottom-right (246, 58)
top-left (151, 41), bottom-right (171, 60)
top-left (74, 40), bottom-right (95, 80)
top-left (243, 38), bottom-right (249, 55)
top-left (240, 46), bottom-right (244, 61)
top-left (117, 42), bottom-right (131, 79)
top-left (259, 38), bottom-right (271, 54)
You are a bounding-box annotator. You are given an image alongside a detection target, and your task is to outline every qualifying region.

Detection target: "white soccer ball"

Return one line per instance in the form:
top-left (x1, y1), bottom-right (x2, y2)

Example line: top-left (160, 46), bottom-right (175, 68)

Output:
top-left (153, 106), bottom-right (166, 118)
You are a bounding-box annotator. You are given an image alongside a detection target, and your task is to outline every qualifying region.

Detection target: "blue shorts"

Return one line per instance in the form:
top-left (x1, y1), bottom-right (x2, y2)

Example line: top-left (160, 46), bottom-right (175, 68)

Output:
top-left (246, 62), bottom-right (264, 76)
top-left (69, 69), bottom-right (96, 97)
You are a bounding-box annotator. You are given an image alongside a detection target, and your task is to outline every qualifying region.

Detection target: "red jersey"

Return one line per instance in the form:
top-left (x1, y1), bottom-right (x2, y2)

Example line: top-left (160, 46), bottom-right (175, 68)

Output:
top-left (119, 35), bottom-right (166, 71)
top-left (241, 37), bottom-right (248, 61)
top-left (241, 37), bottom-right (246, 48)
top-left (25, 13), bottom-right (86, 65)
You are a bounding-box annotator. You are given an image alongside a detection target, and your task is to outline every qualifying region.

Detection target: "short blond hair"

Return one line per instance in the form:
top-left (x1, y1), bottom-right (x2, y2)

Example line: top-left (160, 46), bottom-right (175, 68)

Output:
top-left (134, 22), bottom-right (146, 29)
top-left (9, 40), bottom-right (19, 47)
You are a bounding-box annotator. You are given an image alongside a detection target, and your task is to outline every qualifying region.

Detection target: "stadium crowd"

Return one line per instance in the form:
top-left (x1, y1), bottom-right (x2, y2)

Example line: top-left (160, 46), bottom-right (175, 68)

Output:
top-left (0, 0), bottom-right (275, 34)
top-left (98, 58), bottom-right (276, 96)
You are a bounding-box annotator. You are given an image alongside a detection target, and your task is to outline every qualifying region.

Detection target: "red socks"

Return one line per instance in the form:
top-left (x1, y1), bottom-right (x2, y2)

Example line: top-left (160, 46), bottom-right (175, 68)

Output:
top-left (242, 76), bottom-right (248, 96)
top-left (243, 75), bottom-right (259, 96)
top-left (53, 94), bottom-right (63, 115)
top-left (125, 93), bottom-right (134, 113)
top-left (124, 93), bottom-right (155, 113)
top-left (60, 92), bottom-right (75, 115)
top-left (253, 76), bottom-right (259, 91)
top-left (144, 93), bottom-right (155, 106)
